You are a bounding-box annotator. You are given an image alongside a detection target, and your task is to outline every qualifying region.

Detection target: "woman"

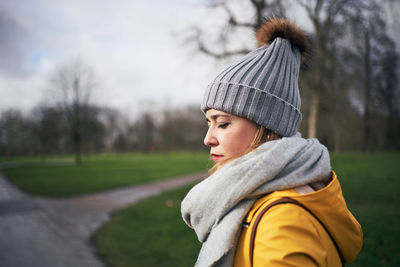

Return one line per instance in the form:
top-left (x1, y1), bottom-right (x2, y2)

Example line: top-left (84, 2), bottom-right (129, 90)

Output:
top-left (181, 18), bottom-right (363, 267)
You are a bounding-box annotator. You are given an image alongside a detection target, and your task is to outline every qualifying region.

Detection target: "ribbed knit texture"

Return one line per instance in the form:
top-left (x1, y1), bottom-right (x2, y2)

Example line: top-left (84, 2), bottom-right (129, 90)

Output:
top-left (201, 38), bottom-right (302, 137)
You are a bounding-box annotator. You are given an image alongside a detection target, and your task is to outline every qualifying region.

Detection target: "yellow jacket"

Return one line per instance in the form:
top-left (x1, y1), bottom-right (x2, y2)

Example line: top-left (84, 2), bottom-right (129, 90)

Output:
top-left (234, 172), bottom-right (363, 266)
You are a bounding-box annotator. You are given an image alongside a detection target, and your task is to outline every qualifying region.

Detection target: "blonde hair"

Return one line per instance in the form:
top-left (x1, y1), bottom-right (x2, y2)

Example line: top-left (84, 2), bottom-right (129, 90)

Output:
top-left (209, 125), bottom-right (280, 174)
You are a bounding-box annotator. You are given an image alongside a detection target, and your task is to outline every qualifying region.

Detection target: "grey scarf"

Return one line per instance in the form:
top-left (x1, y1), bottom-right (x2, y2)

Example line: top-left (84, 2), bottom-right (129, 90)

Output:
top-left (181, 134), bottom-right (331, 267)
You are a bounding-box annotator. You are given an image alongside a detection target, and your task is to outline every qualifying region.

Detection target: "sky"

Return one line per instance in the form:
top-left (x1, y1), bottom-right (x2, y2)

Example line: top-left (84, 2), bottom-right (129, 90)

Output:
top-left (1, 0), bottom-right (398, 119)
top-left (0, 0), bottom-right (221, 118)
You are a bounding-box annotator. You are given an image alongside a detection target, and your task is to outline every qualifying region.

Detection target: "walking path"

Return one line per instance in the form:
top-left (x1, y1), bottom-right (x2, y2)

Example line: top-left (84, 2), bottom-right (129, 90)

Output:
top-left (0, 171), bottom-right (206, 267)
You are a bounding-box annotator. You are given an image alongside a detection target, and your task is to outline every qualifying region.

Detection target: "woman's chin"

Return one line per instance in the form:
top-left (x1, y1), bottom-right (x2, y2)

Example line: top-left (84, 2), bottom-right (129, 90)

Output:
top-left (215, 158), bottom-right (229, 168)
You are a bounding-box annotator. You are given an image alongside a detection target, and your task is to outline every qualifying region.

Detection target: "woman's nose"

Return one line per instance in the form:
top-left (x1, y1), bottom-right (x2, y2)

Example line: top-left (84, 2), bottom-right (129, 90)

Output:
top-left (204, 128), bottom-right (218, 147)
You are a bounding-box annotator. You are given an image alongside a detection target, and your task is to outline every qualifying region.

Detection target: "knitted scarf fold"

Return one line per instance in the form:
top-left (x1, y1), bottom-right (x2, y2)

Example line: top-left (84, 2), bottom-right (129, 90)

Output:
top-left (181, 134), bottom-right (332, 267)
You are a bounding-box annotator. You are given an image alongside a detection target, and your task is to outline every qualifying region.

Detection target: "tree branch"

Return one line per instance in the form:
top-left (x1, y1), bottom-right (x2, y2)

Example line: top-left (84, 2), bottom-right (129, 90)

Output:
top-left (187, 26), bottom-right (251, 58)
top-left (197, 38), bottom-right (251, 58)
top-left (249, 0), bottom-right (265, 27)
top-left (224, 5), bottom-right (257, 28)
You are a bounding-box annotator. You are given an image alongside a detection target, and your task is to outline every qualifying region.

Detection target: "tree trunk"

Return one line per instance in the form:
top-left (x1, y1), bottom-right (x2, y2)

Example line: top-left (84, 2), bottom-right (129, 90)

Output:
top-left (308, 92), bottom-right (320, 138)
top-left (73, 104), bottom-right (82, 165)
top-left (363, 29), bottom-right (371, 152)
top-left (74, 130), bottom-right (82, 165)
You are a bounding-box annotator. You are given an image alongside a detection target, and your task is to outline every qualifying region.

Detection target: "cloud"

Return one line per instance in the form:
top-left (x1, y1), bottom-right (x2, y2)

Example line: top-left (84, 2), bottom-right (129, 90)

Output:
top-left (0, 7), bottom-right (32, 75)
top-left (0, 0), bottom-right (215, 116)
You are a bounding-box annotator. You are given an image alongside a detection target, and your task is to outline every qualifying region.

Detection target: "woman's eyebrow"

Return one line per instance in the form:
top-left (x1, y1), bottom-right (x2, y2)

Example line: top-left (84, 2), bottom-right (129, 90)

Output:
top-left (206, 114), bottom-right (232, 122)
top-left (210, 114), bottom-right (231, 120)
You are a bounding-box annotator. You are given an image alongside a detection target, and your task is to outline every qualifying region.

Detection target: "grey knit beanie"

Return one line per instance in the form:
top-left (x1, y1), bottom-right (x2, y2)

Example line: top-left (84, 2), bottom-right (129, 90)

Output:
top-left (201, 18), bottom-right (310, 137)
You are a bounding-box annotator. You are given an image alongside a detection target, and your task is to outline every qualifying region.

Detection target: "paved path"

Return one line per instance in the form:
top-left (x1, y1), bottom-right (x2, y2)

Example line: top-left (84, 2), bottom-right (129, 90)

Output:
top-left (0, 172), bottom-right (206, 267)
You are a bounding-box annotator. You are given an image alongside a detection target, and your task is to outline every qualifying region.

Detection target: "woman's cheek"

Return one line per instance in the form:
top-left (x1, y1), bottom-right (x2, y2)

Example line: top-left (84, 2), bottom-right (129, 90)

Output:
top-left (228, 135), bottom-right (249, 155)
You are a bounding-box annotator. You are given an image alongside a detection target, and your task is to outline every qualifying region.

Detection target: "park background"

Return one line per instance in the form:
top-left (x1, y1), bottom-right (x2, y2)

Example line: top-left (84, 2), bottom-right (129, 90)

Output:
top-left (1, 0), bottom-right (399, 266)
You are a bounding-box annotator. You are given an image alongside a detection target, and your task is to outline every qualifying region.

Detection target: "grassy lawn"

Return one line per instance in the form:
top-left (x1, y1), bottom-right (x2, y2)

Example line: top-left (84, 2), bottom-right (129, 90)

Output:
top-left (93, 152), bottom-right (400, 267)
top-left (330, 152), bottom-right (400, 266)
top-left (0, 152), bottom-right (209, 197)
top-left (92, 184), bottom-right (200, 267)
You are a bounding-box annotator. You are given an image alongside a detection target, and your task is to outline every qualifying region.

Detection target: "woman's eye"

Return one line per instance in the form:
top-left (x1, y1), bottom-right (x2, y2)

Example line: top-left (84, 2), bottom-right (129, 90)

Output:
top-left (219, 122), bottom-right (230, 129)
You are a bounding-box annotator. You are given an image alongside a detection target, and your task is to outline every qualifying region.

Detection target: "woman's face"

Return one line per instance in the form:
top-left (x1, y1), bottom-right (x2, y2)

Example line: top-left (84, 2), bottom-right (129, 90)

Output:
top-left (204, 109), bottom-right (258, 167)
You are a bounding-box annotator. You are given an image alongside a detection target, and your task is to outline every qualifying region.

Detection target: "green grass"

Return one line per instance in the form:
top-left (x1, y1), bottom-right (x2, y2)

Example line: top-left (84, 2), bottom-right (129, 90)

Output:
top-left (92, 184), bottom-right (200, 267)
top-left (1, 152), bottom-right (209, 197)
top-left (330, 152), bottom-right (400, 266)
top-left (93, 152), bottom-right (400, 267)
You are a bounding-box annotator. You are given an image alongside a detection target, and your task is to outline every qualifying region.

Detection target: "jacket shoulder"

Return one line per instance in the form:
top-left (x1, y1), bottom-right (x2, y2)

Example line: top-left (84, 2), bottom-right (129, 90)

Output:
top-left (235, 172), bottom-right (362, 266)
top-left (252, 203), bottom-right (331, 266)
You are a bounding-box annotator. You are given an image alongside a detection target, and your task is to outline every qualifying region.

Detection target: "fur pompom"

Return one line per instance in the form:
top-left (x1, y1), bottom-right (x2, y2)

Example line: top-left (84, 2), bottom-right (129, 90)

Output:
top-left (256, 17), bottom-right (311, 62)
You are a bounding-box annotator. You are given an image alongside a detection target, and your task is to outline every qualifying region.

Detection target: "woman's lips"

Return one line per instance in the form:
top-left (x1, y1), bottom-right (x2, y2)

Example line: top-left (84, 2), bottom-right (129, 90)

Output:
top-left (211, 154), bottom-right (224, 162)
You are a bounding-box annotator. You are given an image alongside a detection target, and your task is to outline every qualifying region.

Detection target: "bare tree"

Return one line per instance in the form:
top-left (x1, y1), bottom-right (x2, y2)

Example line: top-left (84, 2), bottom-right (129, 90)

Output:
top-left (378, 51), bottom-right (400, 149)
top-left (336, 0), bottom-right (399, 151)
top-left (294, 0), bottom-right (377, 138)
top-left (185, 0), bottom-right (286, 59)
top-left (137, 112), bottom-right (156, 152)
top-left (32, 105), bottom-right (68, 160)
top-left (0, 109), bottom-right (37, 156)
top-left (185, 1), bottom-right (393, 144)
top-left (50, 59), bottom-right (97, 164)
top-left (159, 106), bottom-right (207, 152)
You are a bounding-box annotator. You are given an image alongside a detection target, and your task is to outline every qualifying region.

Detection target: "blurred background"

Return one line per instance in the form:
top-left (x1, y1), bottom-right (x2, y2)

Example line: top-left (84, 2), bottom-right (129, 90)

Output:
top-left (1, 0), bottom-right (399, 157)
top-left (0, 0), bottom-right (399, 267)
